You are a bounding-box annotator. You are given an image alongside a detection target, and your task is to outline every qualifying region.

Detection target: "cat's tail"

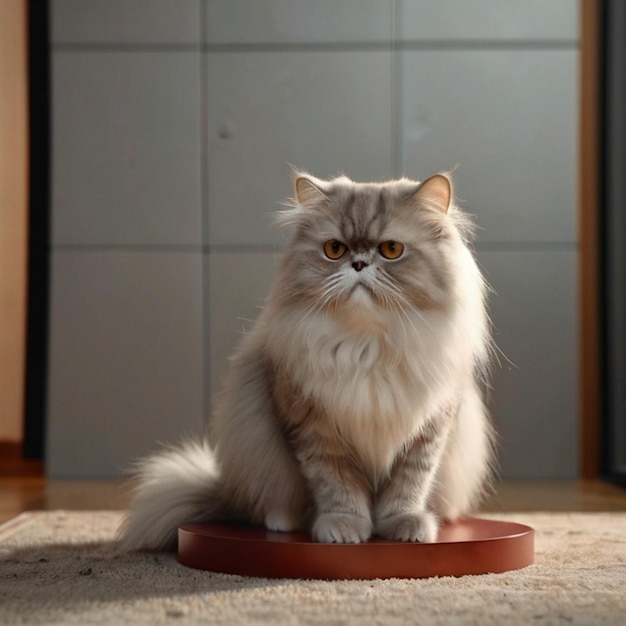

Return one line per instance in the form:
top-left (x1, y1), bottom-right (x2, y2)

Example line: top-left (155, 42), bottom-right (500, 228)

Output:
top-left (116, 439), bottom-right (227, 552)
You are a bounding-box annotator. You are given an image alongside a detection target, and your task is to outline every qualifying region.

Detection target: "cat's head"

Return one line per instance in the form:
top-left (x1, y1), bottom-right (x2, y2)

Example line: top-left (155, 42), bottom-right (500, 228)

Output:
top-left (273, 171), bottom-right (475, 322)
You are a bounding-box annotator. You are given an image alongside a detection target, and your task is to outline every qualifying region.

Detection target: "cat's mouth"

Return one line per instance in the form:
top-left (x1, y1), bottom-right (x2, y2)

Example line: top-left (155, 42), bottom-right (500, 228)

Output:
top-left (348, 282), bottom-right (376, 301)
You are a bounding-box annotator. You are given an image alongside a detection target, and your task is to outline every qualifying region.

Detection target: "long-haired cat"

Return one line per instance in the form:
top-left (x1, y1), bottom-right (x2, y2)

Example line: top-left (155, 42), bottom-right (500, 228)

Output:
top-left (118, 171), bottom-right (495, 550)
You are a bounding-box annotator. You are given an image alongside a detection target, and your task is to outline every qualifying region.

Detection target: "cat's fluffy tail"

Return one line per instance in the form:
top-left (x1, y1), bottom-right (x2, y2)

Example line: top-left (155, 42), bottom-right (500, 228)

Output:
top-left (117, 439), bottom-right (226, 552)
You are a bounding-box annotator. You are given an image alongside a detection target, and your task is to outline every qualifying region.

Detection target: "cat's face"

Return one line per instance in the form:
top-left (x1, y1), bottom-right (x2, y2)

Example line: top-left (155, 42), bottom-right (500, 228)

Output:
top-left (274, 173), bottom-right (467, 321)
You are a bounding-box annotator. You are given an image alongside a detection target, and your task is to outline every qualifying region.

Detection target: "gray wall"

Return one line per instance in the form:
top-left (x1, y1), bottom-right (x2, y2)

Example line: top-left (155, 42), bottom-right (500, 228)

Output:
top-left (47, 0), bottom-right (579, 479)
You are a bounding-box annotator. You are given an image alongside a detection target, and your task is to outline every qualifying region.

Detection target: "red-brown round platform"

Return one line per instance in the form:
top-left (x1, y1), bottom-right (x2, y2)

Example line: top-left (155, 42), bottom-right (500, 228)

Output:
top-left (178, 517), bottom-right (534, 580)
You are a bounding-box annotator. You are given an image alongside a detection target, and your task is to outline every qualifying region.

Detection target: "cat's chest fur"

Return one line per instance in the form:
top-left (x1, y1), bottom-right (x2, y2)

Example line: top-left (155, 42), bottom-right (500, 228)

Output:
top-left (266, 306), bottom-right (458, 474)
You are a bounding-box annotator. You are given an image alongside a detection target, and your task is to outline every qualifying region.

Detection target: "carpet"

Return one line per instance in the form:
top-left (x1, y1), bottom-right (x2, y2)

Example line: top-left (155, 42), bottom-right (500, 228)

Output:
top-left (0, 511), bottom-right (625, 625)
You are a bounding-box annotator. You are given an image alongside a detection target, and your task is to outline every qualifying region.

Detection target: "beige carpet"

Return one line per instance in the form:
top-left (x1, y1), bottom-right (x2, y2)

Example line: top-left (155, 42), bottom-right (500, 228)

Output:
top-left (0, 511), bottom-right (625, 625)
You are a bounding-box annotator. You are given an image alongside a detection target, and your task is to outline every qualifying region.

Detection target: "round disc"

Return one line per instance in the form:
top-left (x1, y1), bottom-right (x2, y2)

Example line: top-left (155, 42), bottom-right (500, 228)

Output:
top-left (178, 517), bottom-right (534, 580)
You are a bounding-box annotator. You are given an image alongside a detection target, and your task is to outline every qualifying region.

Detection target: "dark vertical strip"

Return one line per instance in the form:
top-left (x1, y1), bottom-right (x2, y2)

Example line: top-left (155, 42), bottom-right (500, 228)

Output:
top-left (602, 0), bottom-right (626, 484)
top-left (23, 0), bottom-right (50, 460)
top-left (598, 0), bottom-right (609, 481)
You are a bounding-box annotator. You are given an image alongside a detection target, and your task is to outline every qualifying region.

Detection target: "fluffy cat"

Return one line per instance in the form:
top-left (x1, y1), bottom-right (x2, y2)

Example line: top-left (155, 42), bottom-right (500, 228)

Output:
top-left (118, 171), bottom-right (495, 551)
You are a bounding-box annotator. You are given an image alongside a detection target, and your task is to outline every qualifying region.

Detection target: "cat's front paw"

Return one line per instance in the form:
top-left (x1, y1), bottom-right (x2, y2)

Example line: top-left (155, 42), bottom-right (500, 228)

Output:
top-left (312, 512), bottom-right (372, 544)
top-left (375, 511), bottom-right (438, 542)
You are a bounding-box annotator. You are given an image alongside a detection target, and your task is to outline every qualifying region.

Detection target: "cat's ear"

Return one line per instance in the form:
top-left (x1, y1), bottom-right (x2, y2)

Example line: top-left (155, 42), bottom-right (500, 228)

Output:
top-left (275, 172), bottom-right (327, 231)
top-left (294, 175), bottom-right (328, 206)
top-left (413, 174), bottom-right (452, 214)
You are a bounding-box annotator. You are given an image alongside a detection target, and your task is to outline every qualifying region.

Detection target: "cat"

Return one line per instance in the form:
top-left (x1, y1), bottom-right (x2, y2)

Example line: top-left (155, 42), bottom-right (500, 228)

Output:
top-left (117, 171), bottom-right (495, 551)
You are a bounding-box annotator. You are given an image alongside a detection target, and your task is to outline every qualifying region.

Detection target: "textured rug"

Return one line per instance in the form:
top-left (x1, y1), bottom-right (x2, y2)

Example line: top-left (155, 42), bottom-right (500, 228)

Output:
top-left (1, 511), bottom-right (625, 625)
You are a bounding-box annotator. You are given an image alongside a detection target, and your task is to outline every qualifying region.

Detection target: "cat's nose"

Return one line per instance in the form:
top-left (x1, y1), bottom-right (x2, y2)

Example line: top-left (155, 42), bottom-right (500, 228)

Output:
top-left (352, 260), bottom-right (369, 272)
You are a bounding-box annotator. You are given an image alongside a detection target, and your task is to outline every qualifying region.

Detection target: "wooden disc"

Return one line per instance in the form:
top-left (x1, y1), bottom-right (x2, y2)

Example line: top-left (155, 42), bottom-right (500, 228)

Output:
top-left (178, 517), bottom-right (534, 580)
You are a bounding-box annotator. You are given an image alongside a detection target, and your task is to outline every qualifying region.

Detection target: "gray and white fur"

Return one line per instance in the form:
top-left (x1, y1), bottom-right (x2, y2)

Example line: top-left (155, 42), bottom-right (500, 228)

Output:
top-left (117, 172), bottom-right (495, 551)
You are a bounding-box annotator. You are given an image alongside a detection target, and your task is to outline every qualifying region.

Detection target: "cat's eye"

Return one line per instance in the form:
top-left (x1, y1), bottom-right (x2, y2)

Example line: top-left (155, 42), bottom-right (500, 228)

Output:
top-left (378, 241), bottom-right (404, 260)
top-left (324, 240), bottom-right (348, 260)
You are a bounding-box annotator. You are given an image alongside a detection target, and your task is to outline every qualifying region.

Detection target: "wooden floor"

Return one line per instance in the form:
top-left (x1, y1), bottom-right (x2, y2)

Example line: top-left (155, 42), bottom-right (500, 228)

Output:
top-left (1, 476), bottom-right (625, 525)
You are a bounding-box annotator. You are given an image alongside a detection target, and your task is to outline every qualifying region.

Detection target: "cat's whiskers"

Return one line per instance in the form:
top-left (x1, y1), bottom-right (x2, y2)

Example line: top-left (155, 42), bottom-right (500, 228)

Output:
top-left (316, 274), bottom-right (348, 313)
top-left (373, 270), bottom-right (436, 344)
top-left (356, 272), bottom-right (424, 371)
top-left (376, 276), bottom-right (462, 386)
top-left (290, 273), bottom-right (345, 339)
